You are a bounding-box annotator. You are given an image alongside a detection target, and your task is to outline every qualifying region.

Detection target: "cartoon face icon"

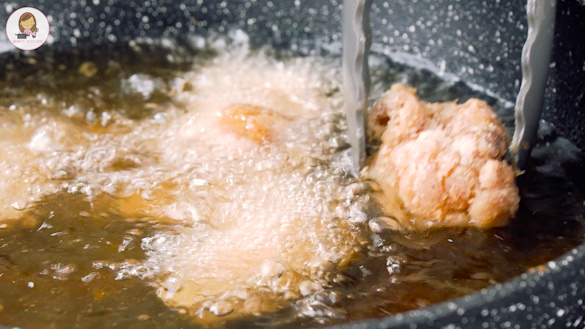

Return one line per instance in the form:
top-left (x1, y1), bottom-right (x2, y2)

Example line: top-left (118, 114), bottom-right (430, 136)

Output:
top-left (21, 18), bottom-right (34, 29)
top-left (18, 13), bottom-right (38, 34)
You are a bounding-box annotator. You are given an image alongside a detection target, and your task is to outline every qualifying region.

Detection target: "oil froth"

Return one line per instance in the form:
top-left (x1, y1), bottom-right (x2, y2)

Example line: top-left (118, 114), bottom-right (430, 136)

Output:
top-left (125, 51), bottom-right (369, 318)
top-left (0, 45), bottom-right (369, 321)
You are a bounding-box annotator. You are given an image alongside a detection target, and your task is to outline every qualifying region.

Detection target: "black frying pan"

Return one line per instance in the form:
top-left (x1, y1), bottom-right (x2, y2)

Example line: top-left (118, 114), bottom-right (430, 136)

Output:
top-left (1, 1), bottom-right (585, 328)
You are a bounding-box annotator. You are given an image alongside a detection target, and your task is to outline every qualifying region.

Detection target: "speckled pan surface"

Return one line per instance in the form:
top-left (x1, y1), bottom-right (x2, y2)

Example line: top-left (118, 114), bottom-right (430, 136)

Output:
top-left (331, 244), bottom-right (585, 329)
top-left (1, 0), bottom-right (585, 328)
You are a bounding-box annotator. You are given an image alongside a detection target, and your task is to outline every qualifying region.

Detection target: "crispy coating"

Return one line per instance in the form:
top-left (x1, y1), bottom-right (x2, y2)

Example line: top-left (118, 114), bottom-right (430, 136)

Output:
top-left (217, 104), bottom-right (289, 143)
top-left (367, 84), bottom-right (519, 229)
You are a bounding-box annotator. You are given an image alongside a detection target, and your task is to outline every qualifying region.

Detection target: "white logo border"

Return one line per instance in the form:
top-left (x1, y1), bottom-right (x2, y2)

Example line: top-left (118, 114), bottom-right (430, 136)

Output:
top-left (5, 6), bottom-right (50, 51)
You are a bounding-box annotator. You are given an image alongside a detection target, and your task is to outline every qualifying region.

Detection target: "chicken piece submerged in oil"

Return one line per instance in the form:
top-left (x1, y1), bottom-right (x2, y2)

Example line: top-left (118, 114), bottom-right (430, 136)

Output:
top-left (94, 54), bottom-right (368, 320)
top-left (0, 51), bottom-right (370, 324)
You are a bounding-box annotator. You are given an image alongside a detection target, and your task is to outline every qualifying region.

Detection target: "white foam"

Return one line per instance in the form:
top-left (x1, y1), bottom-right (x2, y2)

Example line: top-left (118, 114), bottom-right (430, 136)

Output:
top-left (0, 40), bottom-right (369, 320)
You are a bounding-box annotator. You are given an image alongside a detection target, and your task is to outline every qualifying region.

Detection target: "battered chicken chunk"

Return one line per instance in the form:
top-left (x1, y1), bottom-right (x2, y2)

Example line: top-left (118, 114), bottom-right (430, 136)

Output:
top-left (218, 104), bottom-right (289, 143)
top-left (367, 84), bottom-right (520, 229)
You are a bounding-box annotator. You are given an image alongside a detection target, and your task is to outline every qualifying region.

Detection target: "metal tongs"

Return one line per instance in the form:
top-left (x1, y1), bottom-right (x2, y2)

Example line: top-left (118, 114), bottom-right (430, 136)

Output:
top-left (509, 0), bottom-right (556, 171)
top-left (342, 0), bottom-right (372, 175)
top-left (342, 0), bottom-right (556, 174)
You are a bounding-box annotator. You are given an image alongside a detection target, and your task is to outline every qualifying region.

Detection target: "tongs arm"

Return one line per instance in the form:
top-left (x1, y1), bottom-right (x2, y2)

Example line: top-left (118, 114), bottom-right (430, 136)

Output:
top-left (342, 0), bottom-right (373, 175)
top-left (510, 0), bottom-right (556, 171)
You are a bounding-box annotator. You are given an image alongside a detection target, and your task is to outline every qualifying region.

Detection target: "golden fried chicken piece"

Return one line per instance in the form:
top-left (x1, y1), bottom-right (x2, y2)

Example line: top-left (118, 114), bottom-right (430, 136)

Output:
top-left (217, 104), bottom-right (289, 143)
top-left (367, 84), bottom-right (519, 229)
top-left (171, 103), bottom-right (293, 159)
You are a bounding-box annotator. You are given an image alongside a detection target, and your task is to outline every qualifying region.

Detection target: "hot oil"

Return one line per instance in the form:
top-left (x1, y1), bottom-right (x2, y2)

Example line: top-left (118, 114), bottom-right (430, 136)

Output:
top-left (116, 50), bottom-right (372, 320)
top-left (0, 36), bottom-right (371, 327)
top-left (0, 193), bottom-right (196, 329)
top-left (0, 34), bottom-right (584, 329)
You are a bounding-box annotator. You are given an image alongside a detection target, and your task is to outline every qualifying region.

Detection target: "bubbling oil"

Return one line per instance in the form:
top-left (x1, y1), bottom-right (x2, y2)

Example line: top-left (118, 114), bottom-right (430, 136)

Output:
top-left (114, 51), bottom-right (373, 318)
top-left (0, 39), bottom-right (372, 323)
